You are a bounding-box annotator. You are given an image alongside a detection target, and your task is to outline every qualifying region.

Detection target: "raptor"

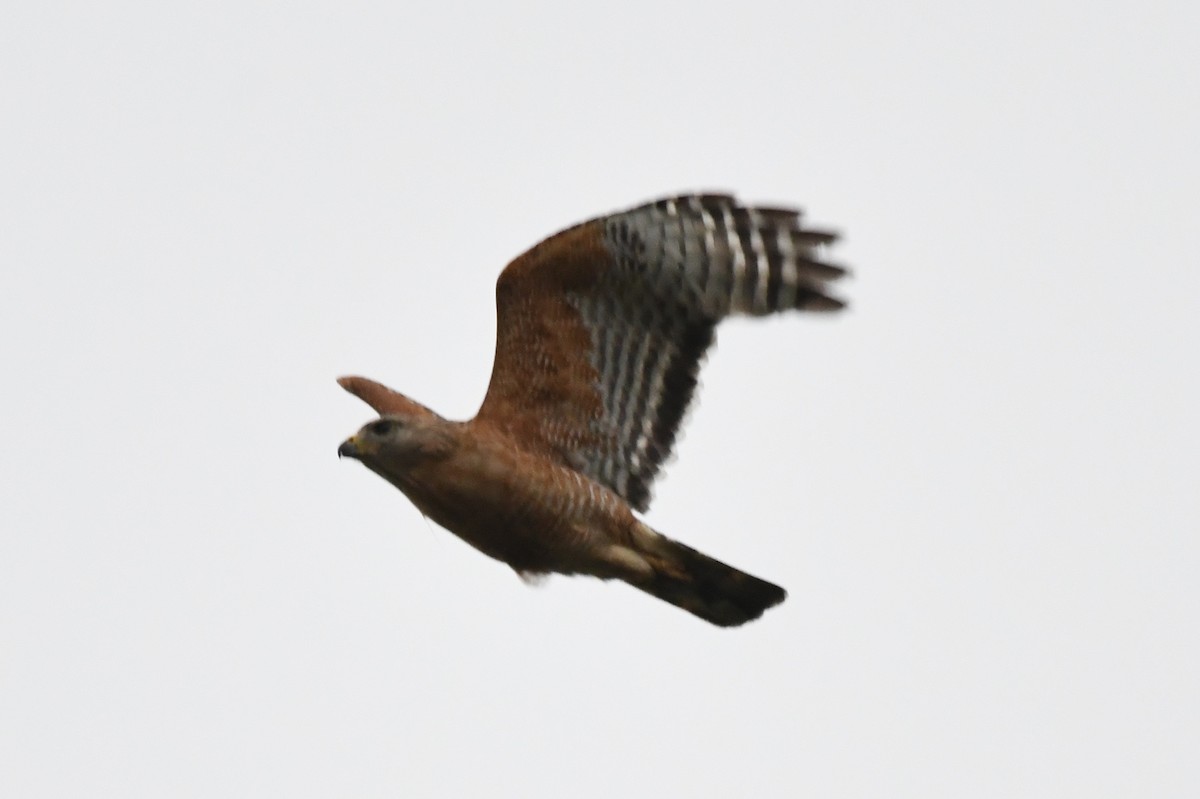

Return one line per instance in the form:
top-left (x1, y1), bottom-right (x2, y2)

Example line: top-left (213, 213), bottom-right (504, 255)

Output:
top-left (338, 194), bottom-right (847, 626)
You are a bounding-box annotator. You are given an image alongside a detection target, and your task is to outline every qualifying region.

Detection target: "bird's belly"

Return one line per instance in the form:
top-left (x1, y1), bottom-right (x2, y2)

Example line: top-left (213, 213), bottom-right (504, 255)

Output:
top-left (397, 457), bottom-right (625, 574)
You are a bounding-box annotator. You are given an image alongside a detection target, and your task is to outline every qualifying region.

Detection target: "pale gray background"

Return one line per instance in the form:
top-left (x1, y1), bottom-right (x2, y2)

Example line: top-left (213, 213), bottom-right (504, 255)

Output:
top-left (2, 1), bottom-right (1197, 796)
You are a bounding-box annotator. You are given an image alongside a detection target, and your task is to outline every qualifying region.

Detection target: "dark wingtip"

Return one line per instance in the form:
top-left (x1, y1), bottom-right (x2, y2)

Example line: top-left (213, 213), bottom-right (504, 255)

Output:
top-left (796, 292), bottom-right (848, 312)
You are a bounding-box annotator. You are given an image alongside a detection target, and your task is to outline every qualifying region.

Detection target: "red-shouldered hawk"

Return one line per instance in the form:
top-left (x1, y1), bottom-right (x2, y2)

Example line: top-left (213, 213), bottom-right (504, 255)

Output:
top-left (338, 194), bottom-right (847, 627)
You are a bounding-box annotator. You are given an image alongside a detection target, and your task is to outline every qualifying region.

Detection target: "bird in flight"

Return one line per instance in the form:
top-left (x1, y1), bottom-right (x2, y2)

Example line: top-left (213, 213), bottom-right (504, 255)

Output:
top-left (338, 193), bottom-right (847, 626)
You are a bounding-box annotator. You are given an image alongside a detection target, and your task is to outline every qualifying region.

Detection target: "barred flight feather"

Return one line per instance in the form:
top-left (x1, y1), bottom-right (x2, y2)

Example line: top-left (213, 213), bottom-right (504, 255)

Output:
top-left (476, 193), bottom-right (846, 512)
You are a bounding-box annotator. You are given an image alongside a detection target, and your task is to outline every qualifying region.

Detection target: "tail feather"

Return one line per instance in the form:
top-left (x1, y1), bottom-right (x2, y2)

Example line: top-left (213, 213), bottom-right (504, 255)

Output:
top-left (629, 524), bottom-right (786, 627)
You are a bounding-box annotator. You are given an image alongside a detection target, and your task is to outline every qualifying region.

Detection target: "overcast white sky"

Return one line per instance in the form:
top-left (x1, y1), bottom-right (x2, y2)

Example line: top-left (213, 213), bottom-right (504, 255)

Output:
top-left (2, 1), bottom-right (1197, 796)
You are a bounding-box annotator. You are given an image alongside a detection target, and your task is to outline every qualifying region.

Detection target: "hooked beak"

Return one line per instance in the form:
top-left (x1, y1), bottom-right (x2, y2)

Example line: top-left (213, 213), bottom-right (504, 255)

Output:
top-left (338, 437), bottom-right (361, 460)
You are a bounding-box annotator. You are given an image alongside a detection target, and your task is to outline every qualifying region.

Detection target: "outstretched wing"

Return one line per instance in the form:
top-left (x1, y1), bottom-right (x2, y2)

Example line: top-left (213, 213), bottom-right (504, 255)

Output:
top-left (472, 194), bottom-right (847, 512)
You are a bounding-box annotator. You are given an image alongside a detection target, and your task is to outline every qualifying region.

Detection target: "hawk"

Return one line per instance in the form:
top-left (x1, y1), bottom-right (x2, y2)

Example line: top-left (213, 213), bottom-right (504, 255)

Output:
top-left (338, 194), bottom-right (847, 627)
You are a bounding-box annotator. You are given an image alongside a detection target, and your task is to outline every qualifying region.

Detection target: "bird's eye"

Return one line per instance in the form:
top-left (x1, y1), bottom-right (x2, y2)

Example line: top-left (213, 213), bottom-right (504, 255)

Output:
top-left (370, 420), bottom-right (395, 436)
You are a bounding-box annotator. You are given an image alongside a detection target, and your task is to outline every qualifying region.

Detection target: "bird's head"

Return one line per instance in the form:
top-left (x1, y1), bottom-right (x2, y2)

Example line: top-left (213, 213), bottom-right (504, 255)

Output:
top-left (337, 376), bottom-right (457, 473)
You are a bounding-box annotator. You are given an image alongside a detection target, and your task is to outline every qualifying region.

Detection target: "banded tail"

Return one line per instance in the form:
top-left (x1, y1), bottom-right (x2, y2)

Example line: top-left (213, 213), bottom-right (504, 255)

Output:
top-left (628, 523), bottom-right (786, 627)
